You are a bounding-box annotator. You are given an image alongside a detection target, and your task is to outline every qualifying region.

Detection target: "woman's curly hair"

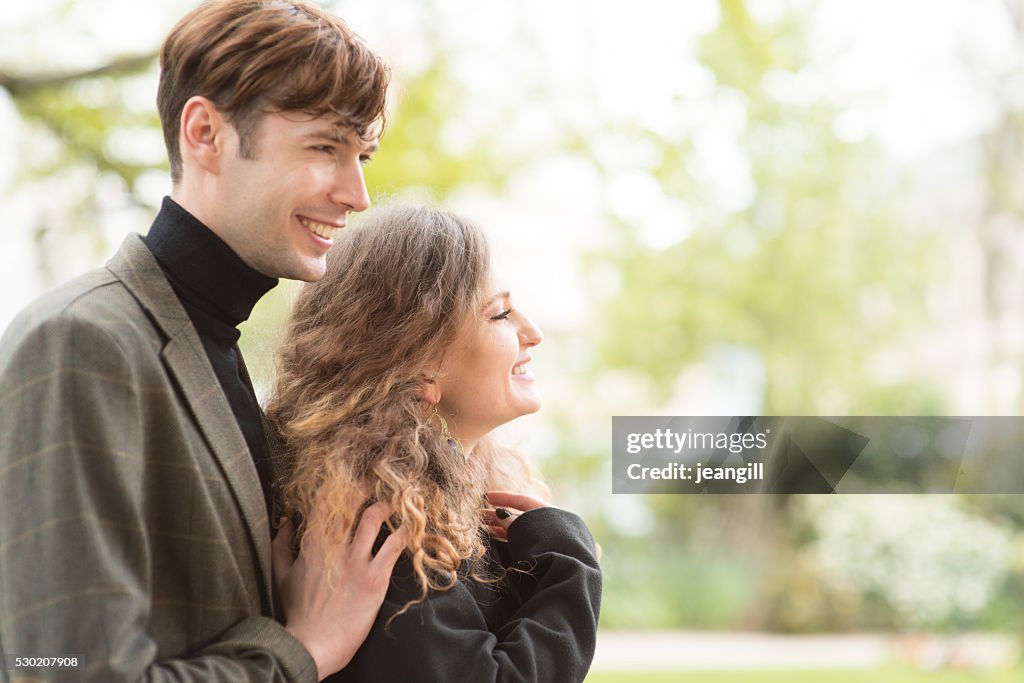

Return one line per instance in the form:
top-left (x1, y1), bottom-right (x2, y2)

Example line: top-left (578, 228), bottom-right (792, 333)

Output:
top-left (267, 203), bottom-right (546, 610)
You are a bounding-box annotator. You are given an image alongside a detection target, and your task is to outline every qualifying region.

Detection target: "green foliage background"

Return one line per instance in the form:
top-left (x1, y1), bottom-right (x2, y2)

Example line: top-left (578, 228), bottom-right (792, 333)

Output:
top-left (4, 0), bottom-right (1024, 642)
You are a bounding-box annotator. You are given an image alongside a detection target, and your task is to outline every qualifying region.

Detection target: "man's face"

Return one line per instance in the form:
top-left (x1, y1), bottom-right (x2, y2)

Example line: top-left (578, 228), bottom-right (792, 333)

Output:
top-left (211, 111), bottom-right (376, 281)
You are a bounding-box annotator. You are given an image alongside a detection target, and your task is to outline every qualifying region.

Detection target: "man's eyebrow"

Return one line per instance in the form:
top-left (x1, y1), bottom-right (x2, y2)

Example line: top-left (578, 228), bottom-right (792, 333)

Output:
top-left (303, 129), bottom-right (378, 153)
top-left (304, 129), bottom-right (346, 144)
top-left (332, 125), bottom-right (380, 154)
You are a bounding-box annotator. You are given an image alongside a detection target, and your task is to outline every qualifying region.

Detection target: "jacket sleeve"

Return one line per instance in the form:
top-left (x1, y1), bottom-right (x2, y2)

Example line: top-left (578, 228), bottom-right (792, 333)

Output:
top-left (329, 506), bottom-right (602, 683)
top-left (0, 311), bottom-right (316, 683)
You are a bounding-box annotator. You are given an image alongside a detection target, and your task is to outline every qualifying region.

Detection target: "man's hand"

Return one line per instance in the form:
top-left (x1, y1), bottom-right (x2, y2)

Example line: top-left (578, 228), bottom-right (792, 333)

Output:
top-left (272, 501), bottom-right (406, 681)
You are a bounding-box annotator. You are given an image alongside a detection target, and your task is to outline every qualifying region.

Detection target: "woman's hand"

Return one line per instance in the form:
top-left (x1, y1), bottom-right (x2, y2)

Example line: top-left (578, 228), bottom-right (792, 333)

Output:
top-left (481, 490), bottom-right (548, 541)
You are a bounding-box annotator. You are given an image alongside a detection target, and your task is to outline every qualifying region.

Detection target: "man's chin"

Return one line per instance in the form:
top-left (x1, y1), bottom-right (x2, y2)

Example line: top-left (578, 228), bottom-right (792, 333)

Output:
top-left (280, 258), bottom-right (328, 283)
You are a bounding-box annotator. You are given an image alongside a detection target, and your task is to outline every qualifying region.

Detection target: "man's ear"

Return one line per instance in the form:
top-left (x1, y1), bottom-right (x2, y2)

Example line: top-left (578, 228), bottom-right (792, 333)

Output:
top-left (179, 95), bottom-right (226, 176)
top-left (419, 379), bottom-right (441, 406)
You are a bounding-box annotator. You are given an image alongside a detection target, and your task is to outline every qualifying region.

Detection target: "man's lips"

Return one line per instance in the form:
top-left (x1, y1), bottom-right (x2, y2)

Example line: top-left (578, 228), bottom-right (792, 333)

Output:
top-left (298, 215), bottom-right (345, 241)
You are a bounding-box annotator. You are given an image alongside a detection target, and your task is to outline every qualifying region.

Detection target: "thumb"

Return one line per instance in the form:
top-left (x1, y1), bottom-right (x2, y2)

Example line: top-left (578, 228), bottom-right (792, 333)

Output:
top-left (271, 518), bottom-right (296, 580)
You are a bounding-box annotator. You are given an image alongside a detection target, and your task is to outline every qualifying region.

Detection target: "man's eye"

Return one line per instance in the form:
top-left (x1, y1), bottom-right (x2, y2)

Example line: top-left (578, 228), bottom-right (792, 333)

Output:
top-left (359, 154), bottom-right (374, 166)
top-left (313, 145), bottom-right (335, 154)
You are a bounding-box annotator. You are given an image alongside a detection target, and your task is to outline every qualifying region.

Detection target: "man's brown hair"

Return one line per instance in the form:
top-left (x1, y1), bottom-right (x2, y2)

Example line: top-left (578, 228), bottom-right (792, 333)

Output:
top-left (157, 0), bottom-right (389, 183)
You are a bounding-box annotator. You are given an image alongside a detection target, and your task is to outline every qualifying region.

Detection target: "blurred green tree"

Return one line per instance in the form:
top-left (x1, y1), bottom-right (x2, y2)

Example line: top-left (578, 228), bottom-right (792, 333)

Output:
top-left (594, 0), bottom-right (949, 415)
top-left (585, 0), bottom-right (966, 630)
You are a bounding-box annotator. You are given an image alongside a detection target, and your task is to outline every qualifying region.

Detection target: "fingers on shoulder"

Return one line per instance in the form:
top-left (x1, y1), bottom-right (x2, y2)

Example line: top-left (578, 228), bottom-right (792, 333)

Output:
top-left (373, 525), bottom-right (408, 570)
top-left (485, 490), bottom-right (548, 512)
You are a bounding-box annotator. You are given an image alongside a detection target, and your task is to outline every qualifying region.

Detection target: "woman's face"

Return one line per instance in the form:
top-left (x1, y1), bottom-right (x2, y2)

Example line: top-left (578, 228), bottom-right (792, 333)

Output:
top-left (436, 266), bottom-right (543, 447)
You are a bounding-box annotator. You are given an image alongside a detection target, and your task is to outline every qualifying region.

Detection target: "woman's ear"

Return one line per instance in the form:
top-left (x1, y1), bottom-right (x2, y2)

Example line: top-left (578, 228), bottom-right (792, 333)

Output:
top-left (419, 379), bottom-right (441, 406)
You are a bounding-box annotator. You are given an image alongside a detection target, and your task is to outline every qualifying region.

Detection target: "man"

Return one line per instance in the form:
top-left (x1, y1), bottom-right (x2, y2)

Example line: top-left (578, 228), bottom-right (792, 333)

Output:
top-left (0, 1), bottom-right (404, 681)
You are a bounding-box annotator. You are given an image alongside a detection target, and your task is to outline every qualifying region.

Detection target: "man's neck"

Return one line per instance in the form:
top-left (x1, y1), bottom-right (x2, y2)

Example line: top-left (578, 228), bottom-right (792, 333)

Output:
top-left (143, 197), bottom-right (277, 331)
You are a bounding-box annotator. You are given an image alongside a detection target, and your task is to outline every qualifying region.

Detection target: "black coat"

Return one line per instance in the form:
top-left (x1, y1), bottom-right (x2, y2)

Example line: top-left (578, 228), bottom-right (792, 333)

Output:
top-left (327, 507), bottom-right (602, 683)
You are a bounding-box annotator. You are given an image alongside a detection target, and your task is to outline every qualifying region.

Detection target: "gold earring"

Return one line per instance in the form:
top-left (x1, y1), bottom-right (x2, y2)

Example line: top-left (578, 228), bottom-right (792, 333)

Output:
top-left (430, 405), bottom-right (464, 456)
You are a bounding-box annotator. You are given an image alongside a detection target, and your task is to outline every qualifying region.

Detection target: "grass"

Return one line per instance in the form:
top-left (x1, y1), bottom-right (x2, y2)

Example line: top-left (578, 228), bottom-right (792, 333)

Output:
top-left (585, 667), bottom-right (1024, 683)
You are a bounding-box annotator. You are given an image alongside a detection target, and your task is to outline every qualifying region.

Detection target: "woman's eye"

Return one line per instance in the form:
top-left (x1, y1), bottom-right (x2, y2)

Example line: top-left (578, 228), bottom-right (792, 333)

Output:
top-left (490, 308), bottom-right (512, 321)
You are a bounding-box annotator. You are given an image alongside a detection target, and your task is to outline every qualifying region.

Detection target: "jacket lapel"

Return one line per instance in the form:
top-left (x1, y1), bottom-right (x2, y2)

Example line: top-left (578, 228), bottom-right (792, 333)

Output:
top-left (237, 354), bottom-right (291, 511)
top-left (106, 234), bottom-right (274, 609)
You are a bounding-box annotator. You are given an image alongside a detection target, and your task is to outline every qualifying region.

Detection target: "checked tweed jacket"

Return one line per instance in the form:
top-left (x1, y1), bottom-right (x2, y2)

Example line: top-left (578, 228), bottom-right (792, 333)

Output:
top-left (0, 235), bottom-right (315, 682)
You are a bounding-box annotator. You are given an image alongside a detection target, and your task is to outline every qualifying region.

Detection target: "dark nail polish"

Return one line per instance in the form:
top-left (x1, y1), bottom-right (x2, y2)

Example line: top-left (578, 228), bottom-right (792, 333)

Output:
top-left (495, 508), bottom-right (512, 520)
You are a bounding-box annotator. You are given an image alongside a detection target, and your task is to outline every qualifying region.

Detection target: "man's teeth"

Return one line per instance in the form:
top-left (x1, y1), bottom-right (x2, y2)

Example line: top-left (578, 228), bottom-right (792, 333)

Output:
top-left (512, 364), bottom-right (528, 376)
top-left (300, 218), bottom-right (342, 240)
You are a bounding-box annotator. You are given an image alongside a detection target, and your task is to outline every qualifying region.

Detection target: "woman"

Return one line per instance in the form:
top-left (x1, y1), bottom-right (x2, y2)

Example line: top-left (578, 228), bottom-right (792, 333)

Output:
top-left (267, 204), bottom-right (601, 682)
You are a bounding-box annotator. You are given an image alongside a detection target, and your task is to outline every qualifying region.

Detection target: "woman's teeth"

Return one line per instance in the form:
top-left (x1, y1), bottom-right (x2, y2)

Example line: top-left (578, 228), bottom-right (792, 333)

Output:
top-left (512, 364), bottom-right (529, 376)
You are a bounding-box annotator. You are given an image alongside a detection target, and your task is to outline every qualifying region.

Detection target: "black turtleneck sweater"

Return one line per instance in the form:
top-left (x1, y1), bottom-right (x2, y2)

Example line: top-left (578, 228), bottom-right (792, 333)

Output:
top-left (142, 197), bottom-right (278, 513)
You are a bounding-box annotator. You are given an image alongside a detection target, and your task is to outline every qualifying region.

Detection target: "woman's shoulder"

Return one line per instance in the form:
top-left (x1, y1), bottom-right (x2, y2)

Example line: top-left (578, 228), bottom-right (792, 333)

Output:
top-left (506, 506), bottom-right (599, 560)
